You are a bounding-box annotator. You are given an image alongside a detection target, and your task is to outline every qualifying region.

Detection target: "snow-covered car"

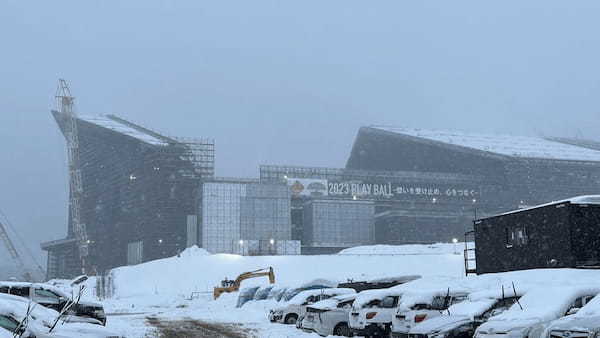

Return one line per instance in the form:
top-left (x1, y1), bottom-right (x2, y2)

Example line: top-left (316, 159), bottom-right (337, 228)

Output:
top-left (408, 290), bottom-right (522, 338)
top-left (0, 282), bottom-right (107, 325)
top-left (301, 293), bottom-right (356, 337)
top-left (543, 292), bottom-right (600, 338)
top-left (269, 288), bottom-right (355, 325)
top-left (391, 290), bottom-right (469, 338)
top-left (349, 287), bottom-right (407, 337)
top-left (475, 286), bottom-right (600, 338)
top-left (253, 286), bottom-right (274, 301)
top-left (0, 293), bottom-right (123, 338)
top-left (236, 286), bottom-right (260, 308)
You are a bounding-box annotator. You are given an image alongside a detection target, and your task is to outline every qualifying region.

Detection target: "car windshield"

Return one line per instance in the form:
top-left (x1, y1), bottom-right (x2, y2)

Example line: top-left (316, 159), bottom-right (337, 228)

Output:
top-left (0, 315), bottom-right (19, 332)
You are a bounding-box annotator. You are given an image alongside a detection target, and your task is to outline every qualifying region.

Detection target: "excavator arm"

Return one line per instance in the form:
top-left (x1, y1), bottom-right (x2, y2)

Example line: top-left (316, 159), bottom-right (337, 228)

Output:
top-left (213, 267), bottom-right (275, 300)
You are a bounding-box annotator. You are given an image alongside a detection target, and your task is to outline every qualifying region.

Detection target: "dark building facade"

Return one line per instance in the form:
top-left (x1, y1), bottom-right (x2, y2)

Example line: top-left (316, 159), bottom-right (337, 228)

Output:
top-left (42, 112), bottom-right (214, 278)
top-left (345, 127), bottom-right (600, 246)
top-left (474, 197), bottom-right (600, 274)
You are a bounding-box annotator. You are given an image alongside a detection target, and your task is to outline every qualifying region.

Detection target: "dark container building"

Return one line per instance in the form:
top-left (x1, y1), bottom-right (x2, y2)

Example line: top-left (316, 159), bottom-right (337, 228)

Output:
top-left (42, 112), bottom-right (214, 279)
top-left (474, 196), bottom-right (600, 274)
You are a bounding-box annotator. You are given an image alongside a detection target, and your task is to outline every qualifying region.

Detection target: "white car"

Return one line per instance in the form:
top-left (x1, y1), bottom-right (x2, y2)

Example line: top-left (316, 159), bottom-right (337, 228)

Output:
top-left (391, 290), bottom-right (469, 338)
top-left (349, 287), bottom-right (404, 337)
top-left (475, 286), bottom-right (600, 338)
top-left (268, 288), bottom-right (355, 325)
top-left (408, 290), bottom-right (523, 338)
top-left (301, 294), bottom-right (356, 337)
top-left (543, 293), bottom-right (600, 338)
top-left (0, 293), bottom-right (123, 338)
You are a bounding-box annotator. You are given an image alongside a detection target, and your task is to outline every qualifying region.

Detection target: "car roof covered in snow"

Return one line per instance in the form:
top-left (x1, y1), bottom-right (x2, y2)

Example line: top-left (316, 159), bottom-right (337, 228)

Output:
top-left (0, 282), bottom-right (69, 298)
top-left (398, 288), bottom-right (471, 312)
top-left (287, 288), bottom-right (355, 305)
top-left (308, 294), bottom-right (357, 311)
top-left (353, 285), bottom-right (406, 308)
top-left (0, 293), bottom-right (58, 327)
top-left (486, 286), bottom-right (600, 323)
top-left (370, 126), bottom-right (600, 162)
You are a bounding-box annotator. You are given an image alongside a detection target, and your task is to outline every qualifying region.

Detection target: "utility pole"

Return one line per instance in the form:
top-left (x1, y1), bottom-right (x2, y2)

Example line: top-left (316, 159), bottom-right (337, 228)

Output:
top-left (56, 79), bottom-right (89, 274)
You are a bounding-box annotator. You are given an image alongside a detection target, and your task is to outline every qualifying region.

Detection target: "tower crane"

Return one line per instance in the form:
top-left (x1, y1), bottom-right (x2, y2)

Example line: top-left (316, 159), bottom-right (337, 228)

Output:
top-left (55, 79), bottom-right (89, 274)
top-left (0, 212), bottom-right (45, 281)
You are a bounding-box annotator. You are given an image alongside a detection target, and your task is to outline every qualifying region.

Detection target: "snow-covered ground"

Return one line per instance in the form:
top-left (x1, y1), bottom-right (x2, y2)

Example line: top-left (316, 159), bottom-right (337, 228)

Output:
top-left (56, 244), bottom-right (600, 337)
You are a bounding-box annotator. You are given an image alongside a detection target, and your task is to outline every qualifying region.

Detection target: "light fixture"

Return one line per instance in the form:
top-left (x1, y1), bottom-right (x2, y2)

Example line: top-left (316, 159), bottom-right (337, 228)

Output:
top-left (432, 198), bottom-right (437, 203)
top-left (452, 238), bottom-right (458, 244)
top-left (472, 199), bottom-right (477, 204)
top-left (270, 238), bottom-right (275, 245)
top-left (239, 240), bottom-right (244, 245)
top-left (158, 239), bottom-right (163, 244)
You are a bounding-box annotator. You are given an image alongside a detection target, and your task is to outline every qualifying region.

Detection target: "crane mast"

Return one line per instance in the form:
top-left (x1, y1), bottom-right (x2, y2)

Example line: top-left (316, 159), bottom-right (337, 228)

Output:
top-left (0, 220), bottom-right (32, 281)
top-left (55, 79), bottom-right (89, 274)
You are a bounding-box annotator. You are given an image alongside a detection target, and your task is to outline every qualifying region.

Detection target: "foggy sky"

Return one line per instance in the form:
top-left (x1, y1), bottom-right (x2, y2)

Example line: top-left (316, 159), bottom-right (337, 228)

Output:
top-left (1, 0), bottom-right (600, 265)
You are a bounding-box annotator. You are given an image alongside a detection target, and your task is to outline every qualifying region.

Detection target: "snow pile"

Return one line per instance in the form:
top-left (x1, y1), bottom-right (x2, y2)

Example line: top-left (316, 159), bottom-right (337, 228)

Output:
top-left (339, 242), bottom-right (467, 255)
top-left (108, 243), bottom-right (465, 300)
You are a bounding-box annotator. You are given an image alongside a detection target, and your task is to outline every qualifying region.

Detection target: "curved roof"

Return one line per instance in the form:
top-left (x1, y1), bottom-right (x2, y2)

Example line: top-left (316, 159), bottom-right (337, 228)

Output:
top-left (371, 126), bottom-right (600, 162)
top-left (78, 115), bottom-right (169, 146)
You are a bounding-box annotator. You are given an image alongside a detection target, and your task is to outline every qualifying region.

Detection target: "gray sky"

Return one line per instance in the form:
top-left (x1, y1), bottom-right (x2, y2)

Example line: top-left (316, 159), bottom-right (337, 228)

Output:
top-left (1, 0), bottom-right (600, 265)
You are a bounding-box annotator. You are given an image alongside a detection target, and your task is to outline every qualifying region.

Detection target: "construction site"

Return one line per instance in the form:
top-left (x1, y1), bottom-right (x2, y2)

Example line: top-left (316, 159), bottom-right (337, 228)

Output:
top-left (5, 80), bottom-right (600, 281)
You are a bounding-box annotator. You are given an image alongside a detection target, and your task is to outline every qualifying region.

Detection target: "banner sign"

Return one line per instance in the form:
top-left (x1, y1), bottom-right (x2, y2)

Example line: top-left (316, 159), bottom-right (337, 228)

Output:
top-left (287, 178), bottom-right (480, 200)
top-left (286, 178), bottom-right (329, 197)
top-left (327, 181), bottom-right (479, 200)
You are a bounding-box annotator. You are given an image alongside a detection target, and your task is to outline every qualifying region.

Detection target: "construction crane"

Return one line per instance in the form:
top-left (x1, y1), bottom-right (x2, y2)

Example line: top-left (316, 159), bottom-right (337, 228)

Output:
top-left (213, 267), bottom-right (275, 300)
top-left (0, 212), bottom-right (45, 281)
top-left (55, 79), bottom-right (89, 274)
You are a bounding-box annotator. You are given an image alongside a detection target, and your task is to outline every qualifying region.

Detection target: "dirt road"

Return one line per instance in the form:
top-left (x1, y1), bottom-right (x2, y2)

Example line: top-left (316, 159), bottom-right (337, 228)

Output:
top-left (146, 317), bottom-right (256, 338)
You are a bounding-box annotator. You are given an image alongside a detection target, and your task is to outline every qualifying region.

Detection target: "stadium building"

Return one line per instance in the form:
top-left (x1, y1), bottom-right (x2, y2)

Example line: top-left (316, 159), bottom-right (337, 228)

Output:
top-left (42, 108), bottom-right (600, 277)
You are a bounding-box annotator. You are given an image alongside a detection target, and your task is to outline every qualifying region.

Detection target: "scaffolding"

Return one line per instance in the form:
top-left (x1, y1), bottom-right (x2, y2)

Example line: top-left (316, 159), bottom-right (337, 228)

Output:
top-left (45, 110), bottom-right (215, 278)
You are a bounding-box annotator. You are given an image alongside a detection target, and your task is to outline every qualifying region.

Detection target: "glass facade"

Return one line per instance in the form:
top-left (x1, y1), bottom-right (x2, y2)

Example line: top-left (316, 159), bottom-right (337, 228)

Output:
top-left (201, 181), bottom-right (292, 254)
top-left (303, 199), bottom-right (375, 247)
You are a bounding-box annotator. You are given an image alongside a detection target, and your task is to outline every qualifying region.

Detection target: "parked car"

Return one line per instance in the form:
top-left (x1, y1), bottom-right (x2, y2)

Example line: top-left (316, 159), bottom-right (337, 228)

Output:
top-left (349, 287), bottom-right (406, 337)
top-left (391, 290), bottom-right (469, 338)
top-left (267, 286), bottom-right (288, 301)
top-left (475, 286), bottom-right (600, 338)
top-left (301, 293), bottom-right (356, 337)
top-left (0, 293), bottom-right (122, 338)
top-left (269, 288), bottom-right (355, 325)
top-left (408, 290), bottom-right (523, 338)
top-left (253, 286), bottom-right (275, 301)
top-left (0, 282), bottom-right (106, 326)
top-left (236, 286), bottom-right (260, 308)
top-left (543, 293), bottom-right (600, 338)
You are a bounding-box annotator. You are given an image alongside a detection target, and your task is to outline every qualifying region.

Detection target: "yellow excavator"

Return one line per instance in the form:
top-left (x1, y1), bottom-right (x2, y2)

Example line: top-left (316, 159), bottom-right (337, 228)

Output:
top-left (213, 267), bottom-right (275, 300)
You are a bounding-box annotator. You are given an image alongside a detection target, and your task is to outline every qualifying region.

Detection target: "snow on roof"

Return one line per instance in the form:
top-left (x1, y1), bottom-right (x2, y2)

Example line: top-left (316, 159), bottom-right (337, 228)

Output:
top-left (487, 286), bottom-right (600, 322)
top-left (371, 127), bottom-right (600, 162)
top-left (78, 115), bottom-right (169, 146)
top-left (287, 288), bottom-right (355, 305)
top-left (446, 298), bottom-right (498, 318)
top-left (485, 195), bottom-right (600, 219)
top-left (0, 282), bottom-right (69, 298)
top-left (398, 288), bottom-right (471, 312)
top-left (309, 294), bottom-right (356, 311)
top-left (0, 293), bottom-right (58, 327)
